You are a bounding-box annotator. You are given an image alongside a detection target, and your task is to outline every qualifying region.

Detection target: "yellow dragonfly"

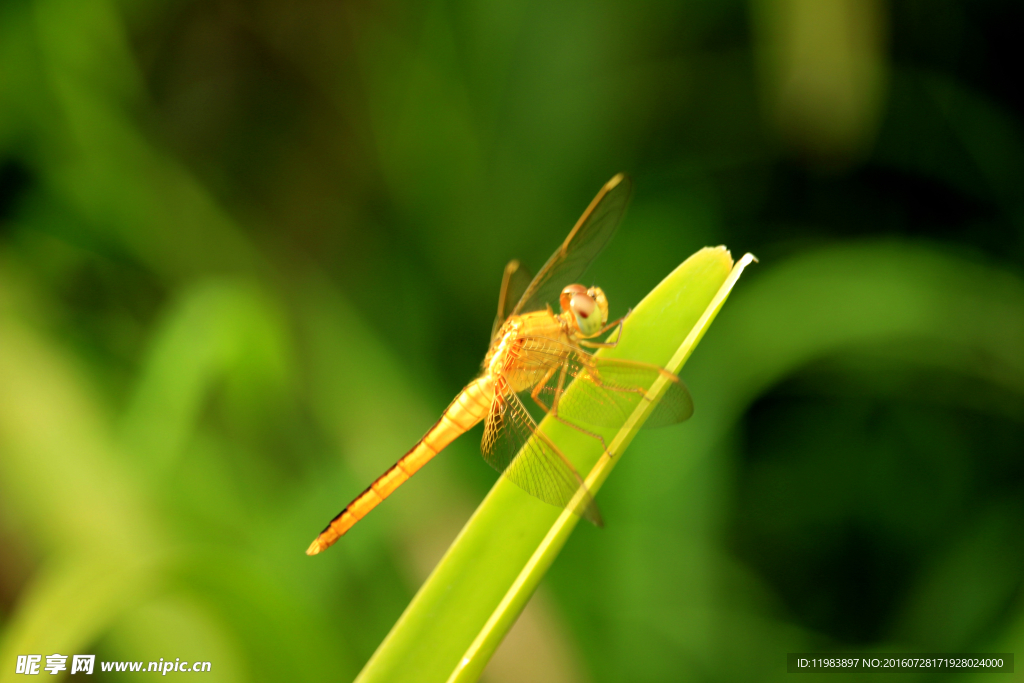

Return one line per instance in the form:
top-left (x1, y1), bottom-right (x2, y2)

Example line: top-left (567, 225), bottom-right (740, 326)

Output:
top-left (307, 174), bottom-right (693, 555)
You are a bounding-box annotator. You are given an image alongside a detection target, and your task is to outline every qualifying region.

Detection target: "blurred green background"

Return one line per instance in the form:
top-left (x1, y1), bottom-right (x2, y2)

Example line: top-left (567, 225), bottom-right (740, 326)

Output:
top-left (2, 0), bottom-right (1023, 681)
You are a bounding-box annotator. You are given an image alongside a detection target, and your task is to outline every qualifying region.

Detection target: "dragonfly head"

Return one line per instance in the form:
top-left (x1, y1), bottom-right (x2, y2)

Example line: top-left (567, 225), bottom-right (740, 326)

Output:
top-left (560, 284), bottom-right (609, 337)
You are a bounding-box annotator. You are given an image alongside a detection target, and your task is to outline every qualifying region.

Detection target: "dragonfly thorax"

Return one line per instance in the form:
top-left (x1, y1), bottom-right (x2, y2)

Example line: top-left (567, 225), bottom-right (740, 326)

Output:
top-left (485, 317), bottom-right (523, 376)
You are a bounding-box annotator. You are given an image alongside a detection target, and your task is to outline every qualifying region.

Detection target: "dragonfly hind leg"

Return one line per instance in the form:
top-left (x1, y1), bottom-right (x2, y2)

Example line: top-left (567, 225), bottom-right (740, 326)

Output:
top-left (550, 413), bottom-right (613, 461)
top-left (529, 365), bottom-right (559, 414)
top-left (530, 361), bottom-right (614, 461)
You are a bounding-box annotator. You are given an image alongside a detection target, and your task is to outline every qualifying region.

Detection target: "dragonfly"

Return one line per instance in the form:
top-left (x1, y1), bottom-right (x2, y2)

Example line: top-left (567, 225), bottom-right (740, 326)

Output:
top-left (306, 173), bottom-right (693, 555)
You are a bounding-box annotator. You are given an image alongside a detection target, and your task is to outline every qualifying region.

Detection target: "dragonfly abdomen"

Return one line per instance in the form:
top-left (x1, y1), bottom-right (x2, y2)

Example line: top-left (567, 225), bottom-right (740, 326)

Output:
top-left (306, 377), bottom-right (494, 555)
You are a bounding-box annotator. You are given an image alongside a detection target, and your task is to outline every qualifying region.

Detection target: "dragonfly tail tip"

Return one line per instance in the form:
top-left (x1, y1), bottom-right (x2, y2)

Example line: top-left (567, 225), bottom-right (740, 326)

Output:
top-left (305, 539), bottom-right (323, 556)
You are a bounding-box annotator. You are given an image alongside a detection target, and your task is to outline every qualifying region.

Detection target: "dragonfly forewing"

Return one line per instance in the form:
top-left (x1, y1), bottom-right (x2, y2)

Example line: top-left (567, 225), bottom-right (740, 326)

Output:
top-left (512, 174), bottom-right (632, 316)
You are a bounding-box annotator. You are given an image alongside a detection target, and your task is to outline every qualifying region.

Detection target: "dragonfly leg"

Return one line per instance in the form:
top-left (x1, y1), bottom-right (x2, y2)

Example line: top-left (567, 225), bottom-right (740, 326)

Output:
top-left (529, 366), bottom-right (559, 414)
top-left (579, 316), bottom-right (624, 348)
top-left (531, 359), bottom-right (572, 417)
top-left (554, 357), bottom-right (620, 457)
top-left (549, 359), bottom-right (570, 415)
top-left (550, 413), bottom-right (613, 459)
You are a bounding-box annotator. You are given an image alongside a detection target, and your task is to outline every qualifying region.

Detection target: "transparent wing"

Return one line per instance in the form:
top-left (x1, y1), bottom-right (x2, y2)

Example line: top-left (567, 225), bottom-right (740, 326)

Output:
top-left (491, 259), bottom-right (534, 339)
top-left (511, 174), bottom-right (632, 316)
top-left (481, 377), bottom-right (603, 526)
top-left (509, 337), bottom-right (694, 429)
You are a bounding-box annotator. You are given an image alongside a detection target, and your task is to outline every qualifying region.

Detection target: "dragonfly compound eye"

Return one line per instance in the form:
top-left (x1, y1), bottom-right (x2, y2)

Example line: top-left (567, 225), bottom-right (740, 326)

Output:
top-left (570, 292), bottom-right (602, 336)
top-left (586, 286), bottom-right (609, 326)
top-left (560, 284), bottom-right (588, 313)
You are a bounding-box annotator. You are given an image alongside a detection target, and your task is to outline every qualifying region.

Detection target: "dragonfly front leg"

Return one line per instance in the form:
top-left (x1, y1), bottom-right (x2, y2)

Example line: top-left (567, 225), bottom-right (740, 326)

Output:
top-left (579, 315), bottom-right (625, 349)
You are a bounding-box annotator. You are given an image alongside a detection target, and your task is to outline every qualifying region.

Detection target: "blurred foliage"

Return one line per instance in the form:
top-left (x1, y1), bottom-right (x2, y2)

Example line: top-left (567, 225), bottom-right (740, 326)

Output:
top-left (1, 0), bottom-right (1022, 682)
